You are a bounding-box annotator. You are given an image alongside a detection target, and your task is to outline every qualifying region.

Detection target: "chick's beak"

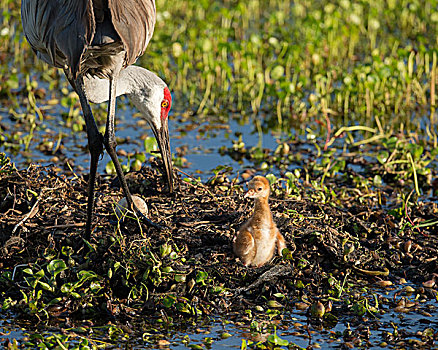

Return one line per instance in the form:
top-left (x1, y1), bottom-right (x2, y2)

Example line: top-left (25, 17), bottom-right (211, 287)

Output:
top-left (151, 120), bottom-right (174, 193)
top-left (244, 189), bottom-right (255, 198)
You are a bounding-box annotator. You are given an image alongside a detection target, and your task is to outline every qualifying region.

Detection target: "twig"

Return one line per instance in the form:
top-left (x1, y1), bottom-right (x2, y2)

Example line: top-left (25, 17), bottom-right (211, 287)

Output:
top-left (12, 199), bottom-right (40, 234)
top-left (175, 167), bottom-right (215, 198)
top-left (352, 266), bottom-right (389, 276)
top-left (234, 265), bottom-right (292, 295)
top-left (45, 223), bottom-right (86, 229)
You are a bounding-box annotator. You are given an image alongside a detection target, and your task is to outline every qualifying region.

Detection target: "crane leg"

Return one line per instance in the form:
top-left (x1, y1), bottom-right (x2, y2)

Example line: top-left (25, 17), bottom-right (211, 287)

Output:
top-left (74, 75), bottom-right (104, 240)
top-left (103, 64), bottom-right (161, 230)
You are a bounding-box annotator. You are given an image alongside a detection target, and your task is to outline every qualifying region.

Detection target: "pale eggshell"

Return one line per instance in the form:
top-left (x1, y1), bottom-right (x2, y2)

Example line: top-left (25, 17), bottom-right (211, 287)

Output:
top-left (115, 195), bottom-right (148, 219)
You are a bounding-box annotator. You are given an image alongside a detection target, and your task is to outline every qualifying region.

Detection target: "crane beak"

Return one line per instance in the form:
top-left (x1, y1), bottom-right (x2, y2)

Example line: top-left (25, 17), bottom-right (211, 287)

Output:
top-left (151, 120), bottom-right (174, 193)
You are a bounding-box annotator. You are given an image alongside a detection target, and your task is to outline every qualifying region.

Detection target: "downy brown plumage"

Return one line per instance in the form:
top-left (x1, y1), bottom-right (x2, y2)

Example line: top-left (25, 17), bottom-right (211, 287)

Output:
top-left (233, 176), bottom-right (286, 267)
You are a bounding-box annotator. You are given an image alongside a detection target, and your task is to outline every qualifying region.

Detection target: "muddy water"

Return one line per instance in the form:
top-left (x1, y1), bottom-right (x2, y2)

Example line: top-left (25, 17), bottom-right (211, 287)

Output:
top-left (1, 283), bottom-right (437, 348)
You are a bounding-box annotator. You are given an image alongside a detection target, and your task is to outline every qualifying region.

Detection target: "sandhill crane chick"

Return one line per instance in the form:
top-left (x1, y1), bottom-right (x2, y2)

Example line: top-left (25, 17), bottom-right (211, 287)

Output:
top-left (233, 176), bottom-right (286, 267)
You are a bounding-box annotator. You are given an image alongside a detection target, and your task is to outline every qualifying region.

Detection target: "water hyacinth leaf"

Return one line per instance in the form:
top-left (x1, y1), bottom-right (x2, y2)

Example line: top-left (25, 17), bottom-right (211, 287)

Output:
top-left (38, 281), bottom-right (54, 292)
top-left (35, 269), bottom-right (45, 278)
top-left (220, 332), bottom-right (232, 339)
top-left (265, 174), bottom-right (277, 184)
top-left (160, 243), bottom-right (172, 258)
top-left (196, 271), bottom-right (208, 284)
top-left (384, 136), bottom-right (398, 150)
top-left (162, 295), bottom-right (176, 308)
top-left (210, 285), bottom-right (224, 294)
top-left (78, 270), bottom-right (97, 281)
top-left (144, 136), bottom-right (158, 154)
top-left (169, 251), bottom-right (179, 260)
top-left (352, 302), bottom-right (366, 316)
top-left (161, 266), bottom-right (173, 273)
top-left (47, 259), bottom-right (67, 277)
top-left (61, 246), bottom-right (73, 257)
top-left (174, 274), bottom-right (186, 283)
top-left (273, 292), bottom-right (285, 299)
top-left (61, 283), bottom-right (73, 293)
top-left (134, 152), bottom-right (147, 163)
top-left (2, 297), bottom-right (14, 310)
top-left (203, 337), bottom-right (213, 345)
top-left (373, 175), bottom-right (382, 186)
top-left (407, 143), bottom-right (424, 160)
top-left (46, 297), bottom-right (63, 306)
top-left (130, 158), bottom-right (142, 171)
top-left (267, 328), bottom-right (289, 346)
top-left (377, 151), bottom-right (389, 164)
top-left (106, 160), bottom-right (116, 175)
top-left (267, 300), bottom-right (283, 308)
top-left (281, 248), bottom-right (293, 260)
top-left (271, 65), bottom-right (285, 80)
top-left (296, 280), bottom-right (305, 289)
top-left (176, 302), bottom-right (190, 313)
top-left (23, 268), bottom-right (34, 275)
top-left (90, 281), bottom-right (103, 293)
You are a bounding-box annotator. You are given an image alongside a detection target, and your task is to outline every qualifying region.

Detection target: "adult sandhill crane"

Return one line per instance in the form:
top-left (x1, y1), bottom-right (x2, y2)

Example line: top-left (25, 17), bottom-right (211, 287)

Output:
top-left (21, 0), bottom-right (174, 239)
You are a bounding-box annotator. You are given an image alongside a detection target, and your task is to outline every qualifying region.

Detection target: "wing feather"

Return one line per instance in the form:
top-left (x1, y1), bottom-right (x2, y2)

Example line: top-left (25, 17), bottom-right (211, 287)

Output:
top-left (108, 0), bottom-right (156, 65)
top-left (21, 0), bottom-right (95, 78)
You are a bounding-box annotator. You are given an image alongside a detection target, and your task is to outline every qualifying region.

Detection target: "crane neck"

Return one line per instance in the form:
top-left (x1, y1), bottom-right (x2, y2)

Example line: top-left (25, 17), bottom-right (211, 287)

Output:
top-left (83, 66), bottom-right (166, 105)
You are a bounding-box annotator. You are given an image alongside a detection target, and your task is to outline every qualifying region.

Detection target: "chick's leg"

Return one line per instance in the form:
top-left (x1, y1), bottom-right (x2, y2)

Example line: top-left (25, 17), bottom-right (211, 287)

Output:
top-left (276, 230), bottom-right (286, 256)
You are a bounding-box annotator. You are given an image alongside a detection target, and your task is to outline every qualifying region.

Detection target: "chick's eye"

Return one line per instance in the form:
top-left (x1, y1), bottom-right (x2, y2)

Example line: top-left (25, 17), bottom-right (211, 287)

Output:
top-left (161, 100), bottom-right (169, 108)
top-left (257, 187), bottom-right (262, 191)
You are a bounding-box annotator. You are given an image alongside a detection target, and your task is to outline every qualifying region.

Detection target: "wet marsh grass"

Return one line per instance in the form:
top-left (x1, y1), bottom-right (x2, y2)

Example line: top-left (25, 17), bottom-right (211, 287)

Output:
top-left (1, 1), bottom-right (438, 137)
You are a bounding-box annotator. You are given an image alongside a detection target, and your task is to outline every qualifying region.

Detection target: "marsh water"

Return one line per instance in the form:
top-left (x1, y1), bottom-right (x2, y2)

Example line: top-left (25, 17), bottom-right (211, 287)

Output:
top-left (1, 282), bottom-right (438, 348)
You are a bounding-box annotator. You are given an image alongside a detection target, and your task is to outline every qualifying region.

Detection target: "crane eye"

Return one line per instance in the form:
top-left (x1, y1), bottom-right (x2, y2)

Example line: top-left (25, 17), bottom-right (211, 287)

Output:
top-left (161, 100), bottom-right (169, 108)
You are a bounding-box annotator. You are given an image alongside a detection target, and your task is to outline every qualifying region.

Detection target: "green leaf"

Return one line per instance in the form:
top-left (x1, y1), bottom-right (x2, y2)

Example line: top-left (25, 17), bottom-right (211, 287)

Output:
top-left (61, 282), bottom-right (73, 293)
top-left (161, 266), bottom-right (173, 273)
top-left (105, 160), bottom-right (116, 175)
top-left (47, 259), bottom-right (67, 277)
top-left (377, 151), bottom-right (389, 164)
top-left (196, 271), bottom-right (208, 284)
top-left (373, 175), bottom-right (382, 186)
top-left (267, 328), bottom-right (289, 346)
top-left (38, 281), bottom-right (54, 292)
top-left (35, 269), bottom-right (45, 278)
top-left (175, 274), bottom-right (186, 283)
top-left (271, 65), bottom-right (285, 80)
top-left (162, 295), bottom-right (176, 308)
top-left (144, 137), bottom-right (158, 154)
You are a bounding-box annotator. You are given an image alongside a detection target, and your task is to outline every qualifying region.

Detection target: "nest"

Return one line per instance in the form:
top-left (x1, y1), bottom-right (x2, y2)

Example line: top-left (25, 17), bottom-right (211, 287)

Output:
top-left (1, 160), bottom-right (437, 320)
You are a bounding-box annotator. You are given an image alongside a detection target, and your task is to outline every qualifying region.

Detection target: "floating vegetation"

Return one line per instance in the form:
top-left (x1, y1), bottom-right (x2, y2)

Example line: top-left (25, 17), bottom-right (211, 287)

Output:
top-left (0, 153), bottom-right (437, 347)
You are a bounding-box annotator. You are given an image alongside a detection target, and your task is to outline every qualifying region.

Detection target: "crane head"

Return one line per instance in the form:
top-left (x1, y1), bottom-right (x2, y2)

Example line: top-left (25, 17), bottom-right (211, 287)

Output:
top-left (83, 67), bottom-right (175, 193)
top-left (140, 84), bottom-right (174, 193)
